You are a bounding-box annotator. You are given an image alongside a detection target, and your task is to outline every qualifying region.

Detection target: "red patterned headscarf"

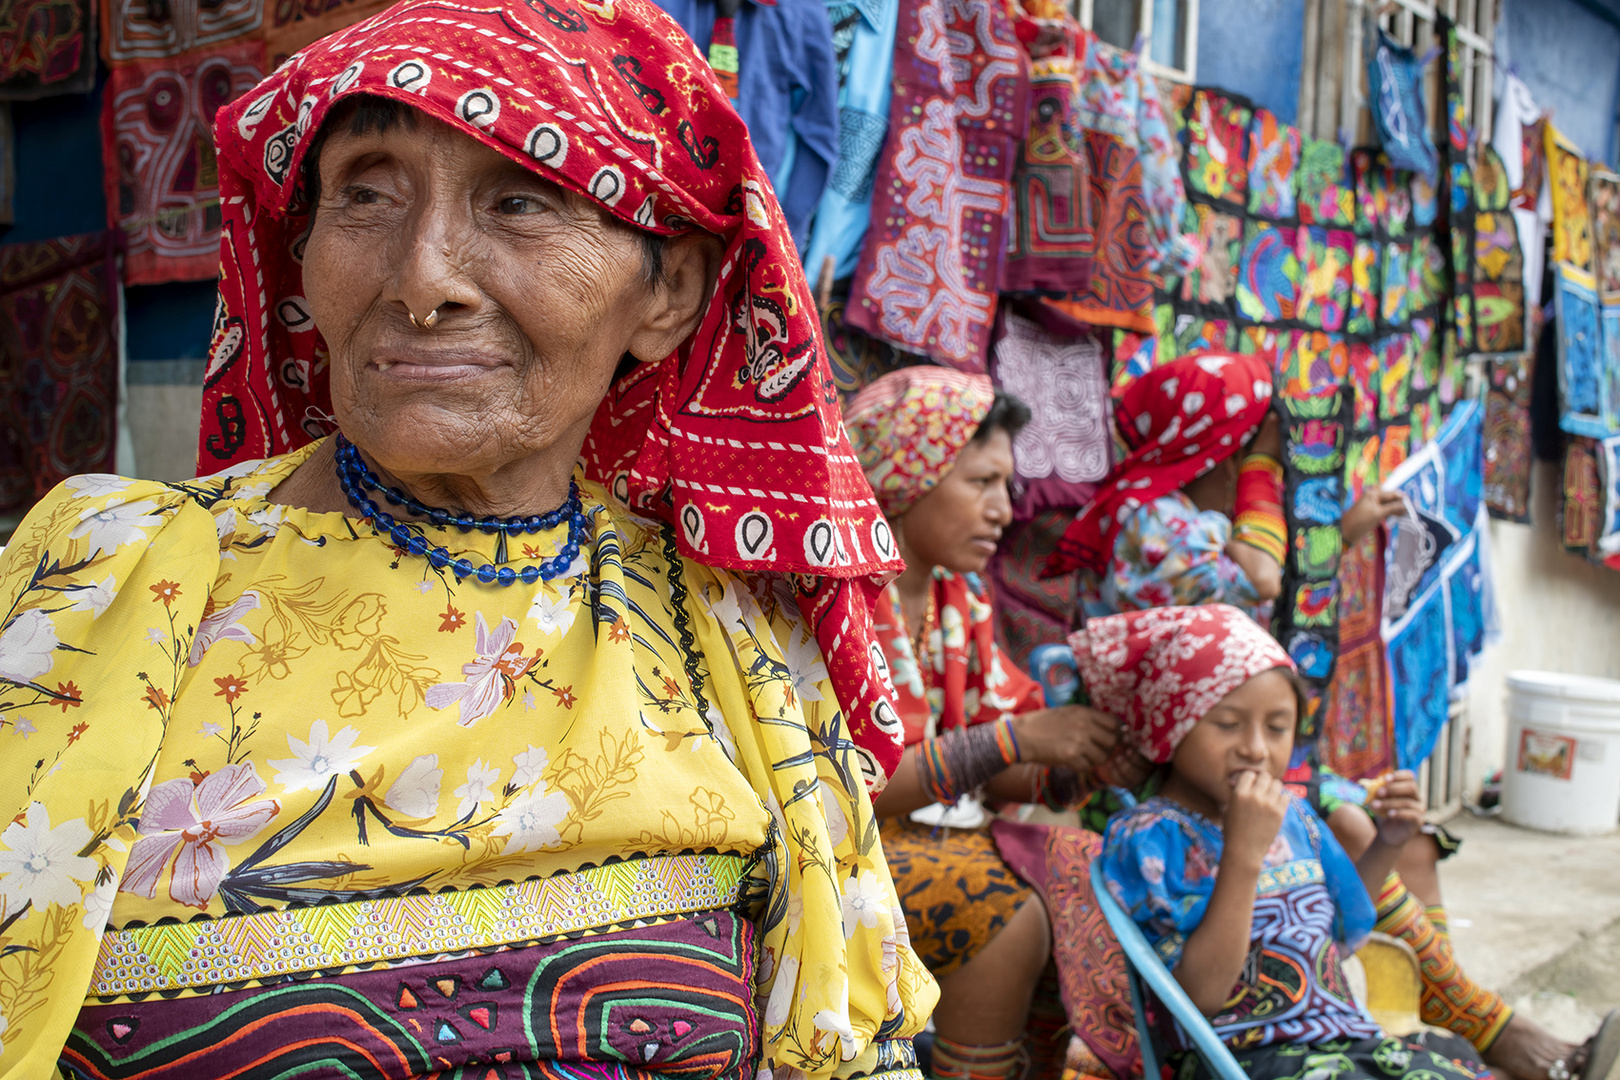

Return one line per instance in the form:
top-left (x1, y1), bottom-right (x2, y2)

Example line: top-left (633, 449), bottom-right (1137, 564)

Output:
top-left (1070, 604), bottom-right (1295, 763)
top-left (1047, 353), bottom-right (1274, 575)
top-left (198, 0), bottom-right (908, 780)
top-left (845, 367), bottom-right (996, 519)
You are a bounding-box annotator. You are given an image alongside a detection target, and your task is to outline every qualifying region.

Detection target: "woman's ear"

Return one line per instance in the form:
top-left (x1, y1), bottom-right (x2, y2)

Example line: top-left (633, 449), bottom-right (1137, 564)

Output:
top-left (626, 233), bottom-right (724, 363)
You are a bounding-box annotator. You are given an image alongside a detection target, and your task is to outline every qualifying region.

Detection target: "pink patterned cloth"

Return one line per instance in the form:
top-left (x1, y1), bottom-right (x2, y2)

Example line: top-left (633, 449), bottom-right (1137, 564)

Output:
top-left (845, 366), bottom-right (995, 519)
top-left (1070, 604), bottom-right (1295, 763)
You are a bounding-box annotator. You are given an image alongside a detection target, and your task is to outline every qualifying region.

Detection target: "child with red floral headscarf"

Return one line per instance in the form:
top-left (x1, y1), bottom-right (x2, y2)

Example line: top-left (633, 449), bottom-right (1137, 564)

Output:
top-left (1083, 605), bottom-right (1492, 1080)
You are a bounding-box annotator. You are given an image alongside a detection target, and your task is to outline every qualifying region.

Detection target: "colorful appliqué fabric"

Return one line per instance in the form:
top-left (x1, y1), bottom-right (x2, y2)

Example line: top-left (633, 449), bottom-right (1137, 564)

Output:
top-left (1183, 87), bottom-right (1249, 210)
top-left (1367, 28), bottom-right (1437, 183)
top-left (102, 42), bottom-right (265, 284)
top-left (990, 311), bottom-right (1111, 516)
top-left (1298, 138), bottom-right (1354, 228)
top-left (1005, 51), bottom-right (1093, 294)
top-left (0, 451), bottom-right (934, 1078)
top-left (101, 0), bottom-right (261, 60)
top-left (0, 232), bottom-right (121, 513)
top-left (1081, 493), bottom-right (1264, 623)
top-left (1564, 436), bottom-right (1604, 552)
top-left (1546, 122), bottom-right (1594, 273)
top-left (0, 0), bottom-right (95, 98)
top-left (1320, 534), bottom-right (1395, 780)
top-left (1041, 128), bottom-right (1157, 334)
top-left (1555, 263), bottom-right (1607, 438)
top-left (1051, 353), bottom-right (1272, 577)
top-left (1591, 170), bottom-right (1620, 296)
top-left (196, 0), bottom-right (909, 783)
top-left (1238, 221), bottom-right (1300, 324)
top-left (1071, 604), bottom-right (1293, 764)
top-left (1282, 330), bottom-right (1349, 400)
top-left (1348, 238), bottom-right (1381, 337)
top-left (1099, 796), bottom-right (1379, 1048)
top-left (1176, 201), bottom-right (1243, 310)
top-left (988, 511), bottom-right (1081, 670)
top-left (1247, 108), bottom-right (1299, 222)
top-left (849, 0), bottom-right (1028, 370)
top-left (1295, 227), bottom-right (1353, 332)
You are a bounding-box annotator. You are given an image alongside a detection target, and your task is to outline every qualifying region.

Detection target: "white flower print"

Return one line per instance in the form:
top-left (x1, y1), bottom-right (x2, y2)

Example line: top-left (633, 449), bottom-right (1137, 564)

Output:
top-left (82, 870), bottom-right (119, 932)
top-left (214, 508), bottom-right (238, 541)
top-left (839, 870), bottom-right (886, 938)
top-left (64, 474), bottom-right (132, 499)
top-left (0, 609), bottom-right (59, 684)
top-left (704, 582), bottom-right (746, 632)
top-left (1141, 855), bottom-right (1165, 885)
top-left (384, 754), bottom-right (443, 819)
top-left (527, 590), bottom-right (576, 638)
top-left (780, 628), bottom-right (826, 703)
top-left (881, 904), bottom-right (910, 1014)
top-left (68, 499), bottom-right (166, 555)
top-left (424, 614), bottom-right (534, 727)
top-left (11, 718), bottom-right (34, 739)
top-left (818, 779), bottom-right (848, 847)
top-left (68, 574), bottom-right (118, 618)
top-left (0, 1005), bottom-right (7, 1056)
top-left (763, 953), bottom-right (800, 1027)
top-left (454, 759), bottom-right (501, 819)
top-left (246, 505), bottom-right (287, 536)
top-left (197, 722), bottom-right (224, 738)
top-left (267, 719), bottom-right (376, 792)
top-left (511, 745), bottom-right (550, 788)
top-left (491, 782), bottom-right (570, 853)
top-left (0, 802), bottom-right (98, 913)
top-left (188, 591), bottom-right (260, 667)
top-left (146, 627), bottom-right (167, 645)
top-left (415, 581), bottom-right (435, 594)
top-left (813, 989), bottom-right (858, 1060)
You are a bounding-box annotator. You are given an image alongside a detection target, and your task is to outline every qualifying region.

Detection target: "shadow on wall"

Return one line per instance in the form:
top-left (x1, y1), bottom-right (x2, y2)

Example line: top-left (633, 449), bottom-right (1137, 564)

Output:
top-left (1466, 459), bottom-right (1620, 793)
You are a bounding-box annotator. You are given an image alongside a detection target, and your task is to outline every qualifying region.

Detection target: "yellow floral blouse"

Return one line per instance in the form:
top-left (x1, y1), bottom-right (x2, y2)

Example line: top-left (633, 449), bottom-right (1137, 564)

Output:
top-left (0, 443), bottom-right (934, 1080)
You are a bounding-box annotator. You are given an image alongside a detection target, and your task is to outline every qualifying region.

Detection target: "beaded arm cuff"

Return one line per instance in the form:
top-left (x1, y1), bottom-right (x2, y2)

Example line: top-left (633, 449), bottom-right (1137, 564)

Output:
top-left (916, 718), bottom-right (1022, 805)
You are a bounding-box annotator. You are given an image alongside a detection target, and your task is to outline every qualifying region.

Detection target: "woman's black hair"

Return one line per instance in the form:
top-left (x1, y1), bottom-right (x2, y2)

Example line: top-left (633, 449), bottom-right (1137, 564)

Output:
top-left (300, 94), bottom-right (668, 287)
top-left (969, 388), bottom-right (1033, 443)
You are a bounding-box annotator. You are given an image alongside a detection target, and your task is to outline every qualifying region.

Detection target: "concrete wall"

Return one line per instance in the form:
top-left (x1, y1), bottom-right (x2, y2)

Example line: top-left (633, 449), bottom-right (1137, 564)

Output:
top-left (1496, 0), bottom-right (1620, 166)
top-left (1193, 0), bottom-right (1306, 122)
top-left (1465, 462), bottom-right (1620, 792)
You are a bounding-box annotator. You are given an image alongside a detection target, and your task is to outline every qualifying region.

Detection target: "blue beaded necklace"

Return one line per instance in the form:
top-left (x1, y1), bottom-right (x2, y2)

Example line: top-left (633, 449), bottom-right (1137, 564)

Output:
top-left (334, 435), bottom-right (590, 587)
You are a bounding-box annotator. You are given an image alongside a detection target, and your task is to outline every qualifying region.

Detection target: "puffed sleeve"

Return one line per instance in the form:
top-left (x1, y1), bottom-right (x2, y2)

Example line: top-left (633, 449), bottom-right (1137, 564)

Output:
top-left (0, 475), bottom-right (221, 1079)
top-left (1110, 496), bottom-right (1262, 613)
top-left (1097, 803), bottom-right (1219, 969)
top-left (681, 570), bottom-right (936, 1080)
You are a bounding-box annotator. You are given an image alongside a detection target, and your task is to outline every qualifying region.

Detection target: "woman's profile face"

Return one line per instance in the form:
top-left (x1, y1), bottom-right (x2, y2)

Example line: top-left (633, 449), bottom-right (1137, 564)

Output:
top-left (896, 428), bottom-right (1015, 575)
top-left (302, 107), bottom-right (687, 486)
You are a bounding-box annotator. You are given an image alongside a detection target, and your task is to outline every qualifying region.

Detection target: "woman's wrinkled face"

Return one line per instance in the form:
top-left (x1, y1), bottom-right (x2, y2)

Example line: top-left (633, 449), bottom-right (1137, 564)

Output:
top-left (1169, 668), bottom-right (1297, 811)
top-left (896, 429), bottom-right (1015, 575)
top-left (302, 107), bottom-right (698, 485)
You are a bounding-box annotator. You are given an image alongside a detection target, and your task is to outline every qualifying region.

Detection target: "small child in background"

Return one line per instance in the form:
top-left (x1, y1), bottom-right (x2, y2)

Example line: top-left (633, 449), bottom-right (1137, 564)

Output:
top-left (1078, 604), bottom-right (1490, 1080)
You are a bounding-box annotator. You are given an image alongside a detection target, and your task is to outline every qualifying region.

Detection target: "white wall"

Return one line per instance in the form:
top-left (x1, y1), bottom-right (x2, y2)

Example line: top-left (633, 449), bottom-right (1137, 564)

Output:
top-left (1464, 460), bottom-right (1620, 792)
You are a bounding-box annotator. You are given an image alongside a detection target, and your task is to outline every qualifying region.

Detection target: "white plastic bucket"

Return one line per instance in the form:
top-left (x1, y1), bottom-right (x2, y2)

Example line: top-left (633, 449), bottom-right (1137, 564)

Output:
top-left (1501, 671), bottom-right (1620, 835)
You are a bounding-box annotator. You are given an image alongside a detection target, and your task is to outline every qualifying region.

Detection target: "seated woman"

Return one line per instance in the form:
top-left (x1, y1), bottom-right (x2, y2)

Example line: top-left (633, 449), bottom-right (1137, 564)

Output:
top-left (845, 367), bottom-right (1141, 1080)
top-left (0, 4), bottom-right (936, 1076)
top-left (1088, 604), bottom-right (1492, 1080)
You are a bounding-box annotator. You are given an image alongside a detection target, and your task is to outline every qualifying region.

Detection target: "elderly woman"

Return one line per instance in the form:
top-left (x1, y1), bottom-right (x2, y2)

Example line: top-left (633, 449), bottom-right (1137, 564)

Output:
top-left (844, 368), bottom-right (1140, 1080)
top-left (0, 3), bottom-right (937, 1076)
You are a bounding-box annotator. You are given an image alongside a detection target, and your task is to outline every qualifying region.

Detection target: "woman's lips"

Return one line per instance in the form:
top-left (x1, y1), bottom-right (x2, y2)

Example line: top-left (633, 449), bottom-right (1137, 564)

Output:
top-left (969, 537), bottom-right (999, 555)
top-left (370, 351), bottom-right (507, 381)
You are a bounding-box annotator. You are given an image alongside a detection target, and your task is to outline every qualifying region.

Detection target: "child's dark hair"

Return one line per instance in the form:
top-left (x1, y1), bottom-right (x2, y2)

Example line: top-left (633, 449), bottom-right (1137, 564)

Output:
top-left (970, 389), bottom-right (1033, 443)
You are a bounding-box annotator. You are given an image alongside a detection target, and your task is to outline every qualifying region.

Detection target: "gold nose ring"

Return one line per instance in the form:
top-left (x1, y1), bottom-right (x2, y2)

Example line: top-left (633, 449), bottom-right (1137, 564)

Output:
top-left (408, 305), bottom-right (443, 330)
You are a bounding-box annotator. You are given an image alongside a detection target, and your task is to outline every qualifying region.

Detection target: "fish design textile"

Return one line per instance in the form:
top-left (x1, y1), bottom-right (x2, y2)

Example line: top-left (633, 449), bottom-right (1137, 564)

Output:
top-left (848, 0), bottom-right (1028, 371)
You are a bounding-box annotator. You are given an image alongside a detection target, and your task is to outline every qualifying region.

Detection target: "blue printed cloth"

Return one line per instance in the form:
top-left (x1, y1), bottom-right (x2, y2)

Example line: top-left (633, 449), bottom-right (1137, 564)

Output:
top-left (1080, 493), bottom-right (1264, 619)
top-left (652, 0), bottom-right (840, 249)
top-left (1367, 29), bottom-right (1438, 183)
top-left (1099, 795), bottom-right (1381, 1050)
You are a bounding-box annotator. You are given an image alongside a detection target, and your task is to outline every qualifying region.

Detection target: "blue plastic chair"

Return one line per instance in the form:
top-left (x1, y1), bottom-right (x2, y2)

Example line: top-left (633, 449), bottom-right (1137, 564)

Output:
top-left (1092, 881), bottom-right (1248, 1080)
top-left (1026, 642), bottom-right (1080, 706)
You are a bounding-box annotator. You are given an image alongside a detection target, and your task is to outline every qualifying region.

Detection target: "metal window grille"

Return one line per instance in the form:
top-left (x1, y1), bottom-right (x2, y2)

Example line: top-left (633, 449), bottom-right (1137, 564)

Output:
top-left (1075, 0), bottom-right (1201, 83)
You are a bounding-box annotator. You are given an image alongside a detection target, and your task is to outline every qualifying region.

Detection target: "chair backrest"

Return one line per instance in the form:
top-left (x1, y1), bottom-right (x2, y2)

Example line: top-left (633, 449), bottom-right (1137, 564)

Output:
top-left (1091, 878), bottom-right (1249, 1080)
top-left (1355, 931), bottom-right (1426, 1037)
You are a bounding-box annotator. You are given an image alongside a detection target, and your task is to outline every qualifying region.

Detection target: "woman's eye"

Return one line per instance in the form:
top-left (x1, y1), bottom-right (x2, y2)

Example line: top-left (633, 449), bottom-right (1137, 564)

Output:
top-left (498, 195), bottom-right (545, 215)
top-left (348, 186), bottom-right (381, 205)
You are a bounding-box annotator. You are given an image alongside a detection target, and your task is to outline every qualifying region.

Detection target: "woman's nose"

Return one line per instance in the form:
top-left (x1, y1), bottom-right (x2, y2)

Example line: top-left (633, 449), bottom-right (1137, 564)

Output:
top-left (985, 482), bottom-right (1012, 525)
top-left (391, 201), bottom-right (479, 322)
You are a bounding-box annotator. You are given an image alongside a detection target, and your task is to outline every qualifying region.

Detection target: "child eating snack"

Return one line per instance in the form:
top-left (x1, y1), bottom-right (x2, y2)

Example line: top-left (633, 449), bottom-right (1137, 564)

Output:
top-left (1080, 604), bottom-right (1490, 1080)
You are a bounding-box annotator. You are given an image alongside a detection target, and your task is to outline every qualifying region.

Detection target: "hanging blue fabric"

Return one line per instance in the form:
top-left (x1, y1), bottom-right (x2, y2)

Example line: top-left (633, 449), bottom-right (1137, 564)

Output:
top-left (1367, 27), bottom-right (1438, 183)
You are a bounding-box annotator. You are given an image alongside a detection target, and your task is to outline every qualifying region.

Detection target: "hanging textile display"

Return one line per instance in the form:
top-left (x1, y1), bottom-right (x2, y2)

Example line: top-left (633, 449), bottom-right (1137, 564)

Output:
top-left (989, 310), bottom-right (1111, 517)
top-left (1182, 86), bottom-right (1250, 210)
top-left (1247, 107), bottom-right (1300, 221)
top-left (1319, 533), bottom-right (1394, 780)
top-left (101, 42), bottom-right (266, 285)
top-left (1483, 353), bottom-right (1534, 522)
top-left (1298, 138), bottom-right (1355, 228)
top-left (1599, 435), bottom-right (1620, 563)
top-left (1366, 26), bottom-right (1438, 183)
top-left (1004, 52), bottom-right (1094, 294)
top-left (1382, 401), bottom-right (1491, 770)
top-left (1546, 122), bottom-right (1595, 274)
top-left (1437, 14), bottom-right (1474, 357)
top-left (1563, 436), bottom-right (1604, 553)
top-left (265, 0), bottom-right (396, 65)
top-left (1591, 170), bottom-right (1620, 295)
top-left (847, 0), bottom-right (1027, 371)
top-left (1473, 145), bottom-right (1526, 354)
top-left (1554, 263), bottom-right (1614, 437)
top-left (0, 232), bottom-right (122, 513)
top-left (0, 0), bottom-right (96, 98)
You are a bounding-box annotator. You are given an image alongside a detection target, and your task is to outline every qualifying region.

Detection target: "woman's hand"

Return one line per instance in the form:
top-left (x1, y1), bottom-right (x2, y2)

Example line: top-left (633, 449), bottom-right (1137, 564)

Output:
top-left (1248, 413), bottom-right (1283, 460)
top-left (1222, 770), bottom-right (1289, 866)
top-left (1094, 744), bottom-right (1154, 790)
top-left (1366, 770), bottom-right (1425, 849)
top-left (1341, 487), bottom-right (1406, 546)
top-left (1012, 705), bottom-right (1120, 776)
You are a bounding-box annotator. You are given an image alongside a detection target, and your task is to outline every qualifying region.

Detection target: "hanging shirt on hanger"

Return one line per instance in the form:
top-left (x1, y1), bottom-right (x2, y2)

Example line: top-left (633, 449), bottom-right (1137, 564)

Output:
top-left (653, 0), bottom-right (841, 249)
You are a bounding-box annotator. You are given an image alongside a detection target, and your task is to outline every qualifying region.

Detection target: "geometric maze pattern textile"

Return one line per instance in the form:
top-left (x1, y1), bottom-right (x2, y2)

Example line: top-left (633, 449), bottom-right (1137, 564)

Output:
top-left (1473, 145), bottom-right (1525, 355)
top-left (66, 911), bottom-right (763, 1080)
top-left (849, 0), bottom-right (1027, 371)
top-left (0, 0), bottom-right (96, 98)
top-left (1319, 533), bottom-right (1394, 781)
top-left (1381, 401), bottom-right (1491, 771)
top-left (0, 232), bottom-right (120, 513)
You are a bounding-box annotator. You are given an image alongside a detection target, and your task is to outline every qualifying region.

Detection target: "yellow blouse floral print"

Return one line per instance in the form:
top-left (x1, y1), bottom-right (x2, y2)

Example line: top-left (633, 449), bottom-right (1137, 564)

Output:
top-left (0, 444), bottom-right (934, 1080)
